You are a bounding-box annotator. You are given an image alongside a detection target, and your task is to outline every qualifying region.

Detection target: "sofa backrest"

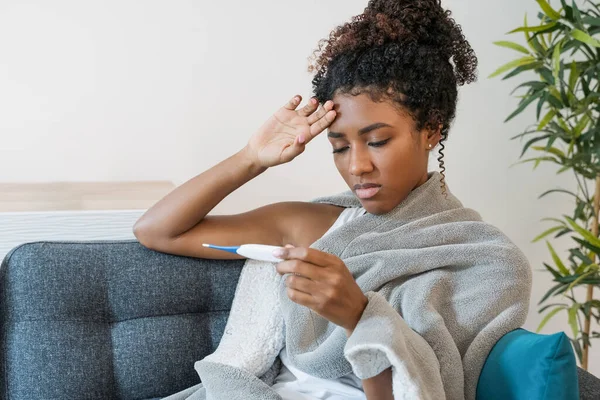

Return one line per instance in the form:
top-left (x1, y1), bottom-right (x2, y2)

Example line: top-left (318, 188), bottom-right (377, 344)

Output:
top-left (0, 240), bottom-right (244, 400)
top-left (3, 240), bottom-right (600, 399)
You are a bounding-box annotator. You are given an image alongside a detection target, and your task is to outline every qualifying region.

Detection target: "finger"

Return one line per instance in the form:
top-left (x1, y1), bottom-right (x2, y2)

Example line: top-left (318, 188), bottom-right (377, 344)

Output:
top-left (285, 274), bottom-right (316, 294)
top-left (279, 247), bottom-right (331, 268)
top-left (280, 130), bottom-right (308, 160)
top-left (286, 287), bottom-right (316, 308)
top-left (276, 260), bottom-right (324, 281)
top-left (307, 100), bottom-right (333, 125)
top-left (283, 95), bottom-right (302, 111)
top-left (309, 109), bottom-right (337, 138)
top-left (297, 97), bottom-right (319, 117)
top-left (284, 247), bottom-right (337, 267)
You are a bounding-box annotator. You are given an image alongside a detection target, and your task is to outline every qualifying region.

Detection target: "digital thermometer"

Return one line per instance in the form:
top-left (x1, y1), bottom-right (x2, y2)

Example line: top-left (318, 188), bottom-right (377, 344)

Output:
top-left (202, 243), bottom-right (285, 262)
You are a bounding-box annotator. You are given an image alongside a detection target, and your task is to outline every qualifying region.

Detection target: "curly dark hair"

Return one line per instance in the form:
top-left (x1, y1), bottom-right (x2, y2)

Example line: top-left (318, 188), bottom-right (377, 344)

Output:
top-left (308, 0), bottom-right (478, 197)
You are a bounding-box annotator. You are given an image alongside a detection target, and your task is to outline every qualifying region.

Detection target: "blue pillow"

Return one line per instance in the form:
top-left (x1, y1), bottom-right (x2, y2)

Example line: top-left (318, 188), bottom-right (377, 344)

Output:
top-left (476, 328), bottom-right (579, 400)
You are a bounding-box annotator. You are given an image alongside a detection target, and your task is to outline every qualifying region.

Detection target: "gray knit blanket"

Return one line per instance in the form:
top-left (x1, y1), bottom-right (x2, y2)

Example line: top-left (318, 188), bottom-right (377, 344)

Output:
top-left (162, 171), bottom-right (532, 400)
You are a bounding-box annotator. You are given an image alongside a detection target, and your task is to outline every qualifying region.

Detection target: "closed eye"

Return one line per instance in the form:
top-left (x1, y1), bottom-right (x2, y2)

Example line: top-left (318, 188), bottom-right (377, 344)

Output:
top-left (332, 139), bottom-right (390, 154)
top-left (370, 139), bottom-right (390, 147)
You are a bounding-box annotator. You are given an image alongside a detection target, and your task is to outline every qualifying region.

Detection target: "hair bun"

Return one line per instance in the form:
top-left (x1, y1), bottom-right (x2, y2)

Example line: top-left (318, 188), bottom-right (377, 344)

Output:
top-left (364, 0), bottom-right (477, 85)
top-left (366, 0), bottom-right (444, 45)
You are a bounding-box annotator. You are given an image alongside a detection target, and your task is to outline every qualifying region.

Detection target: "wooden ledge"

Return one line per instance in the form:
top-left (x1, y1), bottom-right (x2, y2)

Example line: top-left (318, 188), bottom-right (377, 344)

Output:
top-left (0, 181), bottom-right (176, 211)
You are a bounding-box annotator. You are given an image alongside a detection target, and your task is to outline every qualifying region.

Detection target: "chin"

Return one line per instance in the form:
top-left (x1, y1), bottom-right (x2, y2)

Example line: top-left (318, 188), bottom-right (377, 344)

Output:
top-left (357, 200), bottom-right (393, 215)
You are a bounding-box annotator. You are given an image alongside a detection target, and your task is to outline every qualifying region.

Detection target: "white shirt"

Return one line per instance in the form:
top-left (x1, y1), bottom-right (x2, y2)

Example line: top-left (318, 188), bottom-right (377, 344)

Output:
top-left (272, 206), bottom-right (368, 400)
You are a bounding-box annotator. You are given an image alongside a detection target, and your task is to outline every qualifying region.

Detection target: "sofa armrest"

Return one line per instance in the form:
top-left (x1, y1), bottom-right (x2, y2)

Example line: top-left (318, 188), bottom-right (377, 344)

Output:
top-left (0, 239), bottom-right (245, 400)
top-left (578, 366), bottom-right (600, 399)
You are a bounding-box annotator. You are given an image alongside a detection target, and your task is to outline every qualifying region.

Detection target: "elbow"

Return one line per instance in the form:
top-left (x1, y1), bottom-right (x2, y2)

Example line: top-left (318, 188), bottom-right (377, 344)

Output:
top-left (133, 223), bottom-right (155, 249)
top-left (133, 223), bottom-right (175, 252)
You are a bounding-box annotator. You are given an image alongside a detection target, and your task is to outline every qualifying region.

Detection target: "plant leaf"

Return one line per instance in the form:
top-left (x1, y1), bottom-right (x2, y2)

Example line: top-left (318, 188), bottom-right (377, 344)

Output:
top-left (581, 74), bottom-right (591, 96)
top-left (561, 0), bottom-right (574, 20)
top-left (538, 281), bottom-right (568, 305)
top-left (536, 306), bottom-right (565, 332)
top-left (568, 60), bottom-right (579, 101)
top-left (582, 16), bottom-right (600, 27)
top-left (531, 34), bottom-right (548, 54)
top-left (539, 25), bottom-right (550, 49)
top-left (557, 114), bottom-right (572, 133)
top-left (493, 40), bottom-right (530, 54)
top-left (510, 156), bottom-right (561, 168)
top-left (510, 81), bottom-right (549, 95)
top-left (519, 134), bottom-right (552, 158)
top-left (543, 262), bottom-right (565, 279)
top-left (538, 188), bottom-right (582, 201)
top-left (509, 22), bottom-right (558, 33)
top-left (552, 41), bottom-right (563, 83)
top-left (565, 217), bottom-right (600, 248)
top-left (489, 56), bottom-right (537, 78)
top-left (503, 61), bottom-right (545, 80)
top-left (524, 13), bottom-right (534, 51)
top-left (572, 29), bottom-right (600, 47)
top-left (557, 165), bottom-right (570, 174)
top-left (568, 303), bottom-right (580, 338)
top-left (539, 302), bottom-right (568, 313)
top-left (510, 128), bottom-right (549, 140)
top-left (572, 237), bottom-right (600, 259)
top-left (573, 113), bottom-right (590, 136)
top-left (533, 226), bottom-right (565, 242)
top-left (536, 0), bottom-right (562, 20)
top-left (571, 248), bottom-right (593, 267)
top-left (547, 240), bottom-right (571, 275)
top-left (566, 271), bottom-right (595, 292)
top-left (570, 337), bottom-right (583, 364)
top-left (548, 91), bottom-right (564, 108)
top-left (572, 0), bottom-right (584, 28)
top-left (542, 217), bottom-right (568, 225)
top-left (531, 146), bottom-right (566, 159)
top-left (505, 90), bottom-right (545, 122)
top-left (538, 109), bottom-right (557, 130)
top-left (538, 67), bottom-right (556, 84)
top-left (537, 91), bottom-right (549, 120)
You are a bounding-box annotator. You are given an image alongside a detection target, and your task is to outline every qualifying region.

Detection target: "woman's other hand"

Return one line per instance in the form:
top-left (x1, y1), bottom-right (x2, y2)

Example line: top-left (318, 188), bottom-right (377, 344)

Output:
top-left (243, 95), bottom-right (337, 168)
top-left (274, 245), bottom-right (368, 332)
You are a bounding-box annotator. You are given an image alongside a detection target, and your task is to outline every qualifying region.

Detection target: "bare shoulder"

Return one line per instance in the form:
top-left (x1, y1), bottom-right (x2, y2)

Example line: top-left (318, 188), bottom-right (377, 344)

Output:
top-left (276, 201), bottom-right (345, 248)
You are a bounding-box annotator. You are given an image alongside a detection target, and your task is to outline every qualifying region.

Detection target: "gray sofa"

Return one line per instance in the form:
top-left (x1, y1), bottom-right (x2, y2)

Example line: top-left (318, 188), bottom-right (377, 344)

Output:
top-left (1, 239), bottom-right (600, 399)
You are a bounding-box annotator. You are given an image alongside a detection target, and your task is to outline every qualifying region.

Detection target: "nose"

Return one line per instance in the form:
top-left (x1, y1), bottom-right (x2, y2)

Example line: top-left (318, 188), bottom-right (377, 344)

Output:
top-left (349, 146), bottom-right (374, 176)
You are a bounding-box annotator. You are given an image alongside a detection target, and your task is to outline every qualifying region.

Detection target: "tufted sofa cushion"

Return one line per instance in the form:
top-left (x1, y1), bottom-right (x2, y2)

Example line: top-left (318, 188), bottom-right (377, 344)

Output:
top-left (0, 240), bottom-right (244, 399)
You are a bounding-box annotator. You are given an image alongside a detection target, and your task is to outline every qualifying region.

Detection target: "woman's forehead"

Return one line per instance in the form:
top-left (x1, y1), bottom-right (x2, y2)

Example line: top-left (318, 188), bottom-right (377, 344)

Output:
top-left (328, 93), bottom-right (413, 134)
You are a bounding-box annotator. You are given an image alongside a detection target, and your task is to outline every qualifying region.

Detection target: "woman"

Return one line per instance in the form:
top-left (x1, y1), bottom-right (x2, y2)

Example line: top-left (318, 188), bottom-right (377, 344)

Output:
top-left (135, 1), bottom-right (531, 399)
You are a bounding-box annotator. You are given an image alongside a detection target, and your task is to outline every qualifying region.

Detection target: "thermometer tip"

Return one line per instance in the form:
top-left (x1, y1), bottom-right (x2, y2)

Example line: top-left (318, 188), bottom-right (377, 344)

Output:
top-left (202, 243), bottom-right (210, 247)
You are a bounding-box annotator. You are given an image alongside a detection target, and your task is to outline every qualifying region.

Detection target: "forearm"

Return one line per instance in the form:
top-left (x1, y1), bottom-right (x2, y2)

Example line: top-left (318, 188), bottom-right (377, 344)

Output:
top-left (362, 367), bottom-right (394, 400)
top-left (344, 292), bottom-right (445, 400)
top-left (133, 146), bottom-right (266, 239)
top-left (346, 328), bottom-right (394, 399)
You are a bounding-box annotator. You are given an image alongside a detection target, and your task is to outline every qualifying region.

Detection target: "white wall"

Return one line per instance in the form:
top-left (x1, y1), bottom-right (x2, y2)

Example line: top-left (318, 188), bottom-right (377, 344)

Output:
top-left (1, 0), bottom-right (598, 376)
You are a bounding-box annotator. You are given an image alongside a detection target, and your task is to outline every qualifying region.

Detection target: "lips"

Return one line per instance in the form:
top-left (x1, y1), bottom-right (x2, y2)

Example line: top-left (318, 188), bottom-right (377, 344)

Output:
top-left (354, 183), bottom-right (381, 199)
top-left (354, 183), bottom-right (380, 189)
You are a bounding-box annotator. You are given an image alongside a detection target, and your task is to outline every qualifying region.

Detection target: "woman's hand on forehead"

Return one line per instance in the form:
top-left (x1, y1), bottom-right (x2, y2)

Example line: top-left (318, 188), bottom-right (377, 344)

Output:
top-left (243, 95), bottom-right (337, 168)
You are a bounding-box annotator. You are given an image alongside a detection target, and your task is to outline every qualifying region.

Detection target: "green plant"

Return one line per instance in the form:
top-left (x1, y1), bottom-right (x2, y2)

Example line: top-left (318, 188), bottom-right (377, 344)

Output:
top-left (490, 0), bottom-right (600, 370)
